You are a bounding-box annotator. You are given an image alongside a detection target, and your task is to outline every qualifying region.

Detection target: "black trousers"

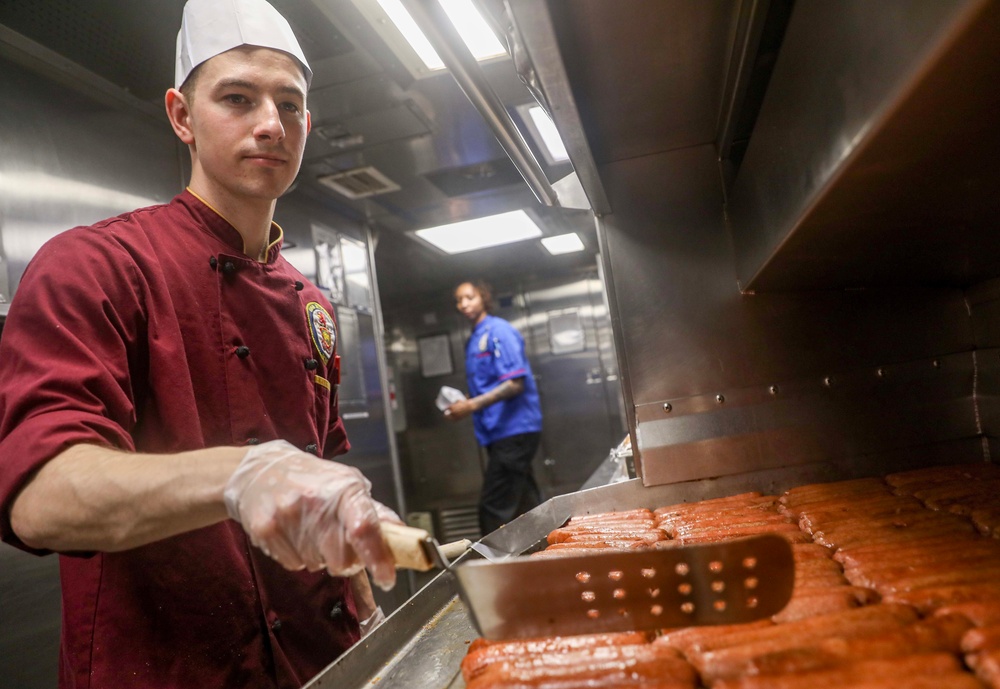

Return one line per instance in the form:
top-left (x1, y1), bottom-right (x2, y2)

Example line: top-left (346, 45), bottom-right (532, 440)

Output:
top-left (479, 431), bottom-right (542, 536)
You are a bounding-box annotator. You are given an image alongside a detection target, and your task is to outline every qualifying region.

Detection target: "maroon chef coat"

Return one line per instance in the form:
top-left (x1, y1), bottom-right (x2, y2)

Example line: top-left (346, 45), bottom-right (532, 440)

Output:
top-left (0, 190), bottom-right (361, 688)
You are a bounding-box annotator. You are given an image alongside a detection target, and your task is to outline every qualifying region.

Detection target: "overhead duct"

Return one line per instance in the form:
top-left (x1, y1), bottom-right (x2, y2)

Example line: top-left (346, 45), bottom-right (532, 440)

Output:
top-left (318, 166), bottom-right (401, 200)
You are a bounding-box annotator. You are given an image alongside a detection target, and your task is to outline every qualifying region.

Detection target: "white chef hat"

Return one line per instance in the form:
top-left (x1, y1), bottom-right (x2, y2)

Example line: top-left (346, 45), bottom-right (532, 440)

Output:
top-left (175, 0), bottom-right (313, 90)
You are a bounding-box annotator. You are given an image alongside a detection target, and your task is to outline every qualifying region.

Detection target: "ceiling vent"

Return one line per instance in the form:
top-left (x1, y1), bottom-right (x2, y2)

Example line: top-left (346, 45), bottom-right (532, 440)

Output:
top-left (317, 166), bottom-right (401, 200)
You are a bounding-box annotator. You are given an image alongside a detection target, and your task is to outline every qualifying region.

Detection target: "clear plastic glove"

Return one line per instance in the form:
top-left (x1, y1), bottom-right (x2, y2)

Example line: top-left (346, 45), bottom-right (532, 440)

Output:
top-left (359, 606), bottom-right (386, 637)
top-left (224, 439), bottom-right (396, 590)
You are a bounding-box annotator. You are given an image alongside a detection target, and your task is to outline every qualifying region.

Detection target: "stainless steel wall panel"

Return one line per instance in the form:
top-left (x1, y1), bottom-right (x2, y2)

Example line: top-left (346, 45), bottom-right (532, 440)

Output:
top-left (635, 352), bottom-right (980, 484)
top-left (0, 543), bottom-right (60, 689)
top-left (968, 279), bottom-right (1000, 462)
top-left (0, 221), bottom-right (9, 304)
top-left (522, 278), bottom-right (627, 495)
top-left (597, 144), bottom-right (976, 485)
top-left (598, 146), bottom-right (747, 404)
top-left (0, 60), bottom-right (180, 296)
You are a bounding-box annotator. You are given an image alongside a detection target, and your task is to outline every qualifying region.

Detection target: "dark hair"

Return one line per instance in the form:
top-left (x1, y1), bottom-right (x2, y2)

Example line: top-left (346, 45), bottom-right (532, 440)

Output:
top-left (457, 280), bottom-right (495, 313)
top-left (178, 62), bottom-right (203, 103)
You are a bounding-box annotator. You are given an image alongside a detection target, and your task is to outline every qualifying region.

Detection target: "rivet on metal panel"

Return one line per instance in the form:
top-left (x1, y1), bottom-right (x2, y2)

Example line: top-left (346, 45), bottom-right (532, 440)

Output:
top-left (768, 385), bottom-right (779, 395)
top-left (663, 402), bottom-right (673, 413)
top-left (716, 394), bottom-right (725, 404)
top-left (876, 368), bottom-right (885, 378)
top-left (823, 376), bottom-right (834, 388)
top-left (933, 360), bottom-right (941, 369)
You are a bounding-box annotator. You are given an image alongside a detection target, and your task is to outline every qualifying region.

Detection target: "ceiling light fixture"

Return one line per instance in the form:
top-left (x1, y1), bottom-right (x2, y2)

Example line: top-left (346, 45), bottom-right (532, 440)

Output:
top-left (376, 0), bottom-right (507, 71)
top-left (541, 233), bottom-right (586, 255)
top-left (526, 105), bottom-right (570, 163)
top-left (415, 209), bottom-right (542, 254)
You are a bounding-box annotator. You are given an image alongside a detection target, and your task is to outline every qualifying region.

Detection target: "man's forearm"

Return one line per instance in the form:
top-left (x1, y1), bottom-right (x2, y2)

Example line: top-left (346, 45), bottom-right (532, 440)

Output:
top-left (10, 443), bottom-right (245, 553)
top-left (471, 377), bottom-right (525, 411)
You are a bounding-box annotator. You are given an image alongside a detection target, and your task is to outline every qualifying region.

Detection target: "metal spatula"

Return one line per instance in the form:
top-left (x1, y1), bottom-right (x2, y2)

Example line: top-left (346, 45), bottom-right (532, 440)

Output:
top-left (454, 534), bottom-right (795, 640)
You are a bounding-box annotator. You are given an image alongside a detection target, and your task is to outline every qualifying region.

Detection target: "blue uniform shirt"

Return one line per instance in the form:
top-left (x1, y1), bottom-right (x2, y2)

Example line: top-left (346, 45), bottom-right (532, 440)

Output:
top-left (464, 314), bottom-right (543, 446)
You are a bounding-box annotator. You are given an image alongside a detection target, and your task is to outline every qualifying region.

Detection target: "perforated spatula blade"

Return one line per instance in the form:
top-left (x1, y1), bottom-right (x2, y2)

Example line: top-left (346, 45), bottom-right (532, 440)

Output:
top-left (454, 534), bottom-right (795, 640)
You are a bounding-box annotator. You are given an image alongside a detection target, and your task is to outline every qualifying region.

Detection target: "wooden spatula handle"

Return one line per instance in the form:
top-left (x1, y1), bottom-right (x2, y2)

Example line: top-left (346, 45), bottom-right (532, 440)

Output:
top-left (439, 538), bottom-right (471, 561)
top-left (380, 521), bottom-right (434, 571)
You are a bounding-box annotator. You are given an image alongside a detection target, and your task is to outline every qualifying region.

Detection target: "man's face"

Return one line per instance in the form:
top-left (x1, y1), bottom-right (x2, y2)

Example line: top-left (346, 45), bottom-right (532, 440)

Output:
top-left (455, 283), bottom-right (485, 323)
top-left (183, 46), bottom-right (310, 203)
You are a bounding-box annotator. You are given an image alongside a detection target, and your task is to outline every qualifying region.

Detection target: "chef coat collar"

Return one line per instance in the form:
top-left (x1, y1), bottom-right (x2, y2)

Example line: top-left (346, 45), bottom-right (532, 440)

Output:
top-left (179, 188), bottom-right (284, 263)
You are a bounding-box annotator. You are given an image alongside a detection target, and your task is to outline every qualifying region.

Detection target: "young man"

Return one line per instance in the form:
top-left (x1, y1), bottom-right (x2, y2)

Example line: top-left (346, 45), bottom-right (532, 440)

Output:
top-left (447, 281), bottom-right (544, 534)
top-left (0, 1), bottom-right (396, 687)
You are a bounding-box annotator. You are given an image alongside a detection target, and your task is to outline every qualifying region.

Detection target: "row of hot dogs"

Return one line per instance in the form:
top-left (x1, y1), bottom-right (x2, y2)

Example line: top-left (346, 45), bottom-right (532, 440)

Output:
top-left (459, 462), bottom-right (1000, 688)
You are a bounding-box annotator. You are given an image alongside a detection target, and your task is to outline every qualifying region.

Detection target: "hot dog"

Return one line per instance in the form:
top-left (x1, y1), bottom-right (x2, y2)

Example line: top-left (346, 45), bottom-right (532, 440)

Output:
top-left (747, 613), bottom-right (972, 676)
top-left (465, 652), bottom-right (696, 689)
top-left (885, 463), bottom-right (1000, 490)
top-left (705, 651), bottom-right (962, 688)
top-left (683, 603), bottom-right (917, 654)
top-left (884, 583), bottom-right (1000, 613)
top-left (936, 601), bottom-right (1000, 627)
top-left (462, 641), bottom-right (676, 681)
top-left (973, 649), bottom-right (1000, 689)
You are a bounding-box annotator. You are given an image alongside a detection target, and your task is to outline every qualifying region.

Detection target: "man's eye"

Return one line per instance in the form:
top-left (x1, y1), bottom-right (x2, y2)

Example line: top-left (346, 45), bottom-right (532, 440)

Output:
top-left (281, 102), bottom-right (302, 114)
top-left (224, 94), bottom-right (249, 105)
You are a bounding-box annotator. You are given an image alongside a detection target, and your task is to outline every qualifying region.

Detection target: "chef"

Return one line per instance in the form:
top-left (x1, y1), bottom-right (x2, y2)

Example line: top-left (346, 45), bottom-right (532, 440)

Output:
top-left (0, 1), bottom-right (397, 687)
top-left (447, 280), bottom-right (544, 535)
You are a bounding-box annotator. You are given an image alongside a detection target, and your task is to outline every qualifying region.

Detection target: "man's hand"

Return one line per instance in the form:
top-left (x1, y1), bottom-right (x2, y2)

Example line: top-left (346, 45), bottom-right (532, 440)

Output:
top-left (224, 440), bottom-right (397, 590)
top-left (446, 398), bottom-right (477, 421)
top-left (446, 378), bottom-right (525, 422)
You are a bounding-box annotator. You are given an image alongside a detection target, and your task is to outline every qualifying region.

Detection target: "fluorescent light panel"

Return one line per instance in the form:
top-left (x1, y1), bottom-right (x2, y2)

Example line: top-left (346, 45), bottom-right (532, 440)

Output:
top-left (376, 0), bottom-right (507, 71)
top-left (541, 233), bottom-right (585, 255)
top-left (527, 106), bottom-right (570, 162)
top-left (416, 210), bottom-right (542, 254)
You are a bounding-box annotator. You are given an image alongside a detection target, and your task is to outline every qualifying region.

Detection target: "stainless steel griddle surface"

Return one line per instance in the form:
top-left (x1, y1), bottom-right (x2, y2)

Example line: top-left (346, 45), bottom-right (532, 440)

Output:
top-left (304, 460), bottom-right (949, 688)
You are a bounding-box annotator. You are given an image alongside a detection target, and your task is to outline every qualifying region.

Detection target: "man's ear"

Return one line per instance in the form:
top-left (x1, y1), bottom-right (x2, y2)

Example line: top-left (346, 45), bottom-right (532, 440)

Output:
top-left (306, 109), bottom-right (312, 135)
top-left (165, 88), bottom-right (195, 145)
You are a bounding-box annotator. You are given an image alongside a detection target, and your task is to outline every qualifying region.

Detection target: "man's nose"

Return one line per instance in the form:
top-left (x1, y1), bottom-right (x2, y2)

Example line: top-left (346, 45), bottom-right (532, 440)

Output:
top-left (254, 100), bottom-right (285, 141)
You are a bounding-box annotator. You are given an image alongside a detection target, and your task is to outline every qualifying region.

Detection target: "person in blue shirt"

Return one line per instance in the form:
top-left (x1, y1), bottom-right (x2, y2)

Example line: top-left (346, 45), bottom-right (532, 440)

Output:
top-left (447, 280), bottom-right (543, 535)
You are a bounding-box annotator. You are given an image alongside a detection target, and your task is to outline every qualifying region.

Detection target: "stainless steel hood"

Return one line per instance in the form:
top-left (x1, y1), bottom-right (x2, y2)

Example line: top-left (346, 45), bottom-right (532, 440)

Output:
top-left (507, 0), bottom-right (1000, 487)
top-left (728, 0), bottom-right (1000, 291)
